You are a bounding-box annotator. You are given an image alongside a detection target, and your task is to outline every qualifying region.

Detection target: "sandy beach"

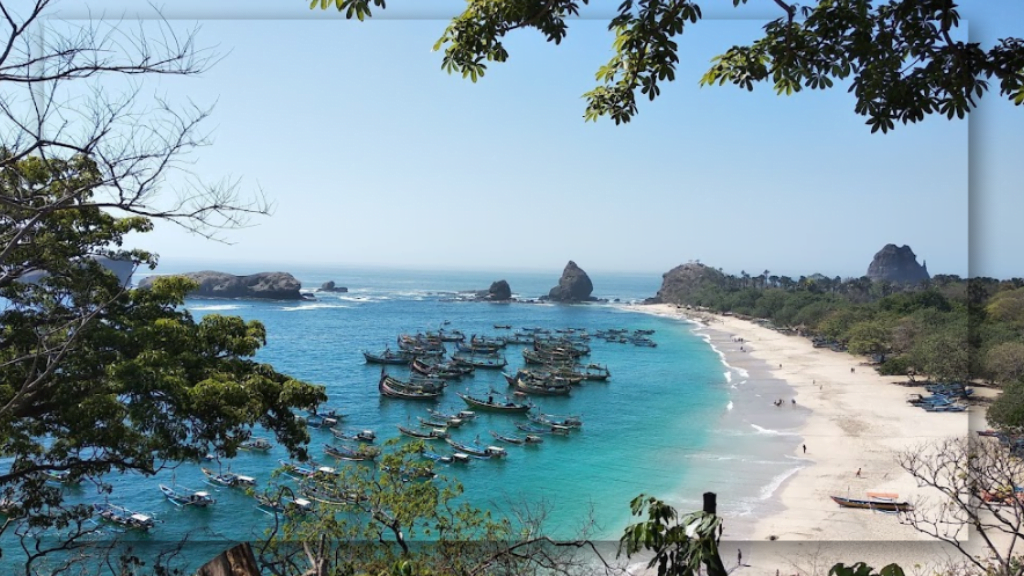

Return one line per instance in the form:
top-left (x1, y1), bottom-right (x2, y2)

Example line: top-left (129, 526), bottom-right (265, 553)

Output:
top-left (626, 303), bottom-right (985, 574)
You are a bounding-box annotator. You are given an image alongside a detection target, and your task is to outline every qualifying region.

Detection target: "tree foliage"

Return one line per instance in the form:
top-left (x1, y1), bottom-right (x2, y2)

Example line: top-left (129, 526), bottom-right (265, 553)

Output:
top-left (310, 0), bottom-right (1024, 131)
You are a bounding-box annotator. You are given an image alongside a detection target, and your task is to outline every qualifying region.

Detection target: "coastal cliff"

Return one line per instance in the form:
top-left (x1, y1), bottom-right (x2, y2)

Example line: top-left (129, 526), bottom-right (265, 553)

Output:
top-left (866, 244), bottom-right (930, 283)
top-left (542, 261), bottom-right (595, 302)
top-left (138, 271), bottom-right (304, 300)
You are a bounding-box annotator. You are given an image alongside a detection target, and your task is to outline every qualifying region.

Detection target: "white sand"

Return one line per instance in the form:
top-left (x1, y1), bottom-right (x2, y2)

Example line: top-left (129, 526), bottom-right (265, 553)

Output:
top-left (624, 304), bottom-right (989, 574)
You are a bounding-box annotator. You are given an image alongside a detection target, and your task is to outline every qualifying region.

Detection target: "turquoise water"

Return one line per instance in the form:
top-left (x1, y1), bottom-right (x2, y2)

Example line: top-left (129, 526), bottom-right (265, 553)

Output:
top-left (3, 265), bottom-right (806, 570)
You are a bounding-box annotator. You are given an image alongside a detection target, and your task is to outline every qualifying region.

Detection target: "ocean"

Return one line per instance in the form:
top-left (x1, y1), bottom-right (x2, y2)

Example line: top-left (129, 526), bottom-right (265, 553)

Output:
top-left (3, 264), bottom-right (807, 569)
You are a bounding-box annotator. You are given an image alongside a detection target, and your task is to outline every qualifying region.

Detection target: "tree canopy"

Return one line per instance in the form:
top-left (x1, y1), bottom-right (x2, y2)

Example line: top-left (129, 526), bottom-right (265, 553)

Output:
top-left (310, 0), bottom-right (1023, 131)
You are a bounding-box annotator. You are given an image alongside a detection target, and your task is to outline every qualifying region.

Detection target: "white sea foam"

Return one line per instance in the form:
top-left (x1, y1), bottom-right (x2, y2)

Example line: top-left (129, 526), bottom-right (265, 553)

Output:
top-left (750, 423), bottom-right (800, 437)
top-left (759, 465), bottom-right (805, 500)
top-left (723, 371), bottom-right (732, 383)
top-left (280, 304), bottom-right (350, 311)
top-left (734, 366), bottom-right (749, 378)
top-left (189, 305), bottom-right (243, 311)
top-left (726, 401), bottom-right (734, 411)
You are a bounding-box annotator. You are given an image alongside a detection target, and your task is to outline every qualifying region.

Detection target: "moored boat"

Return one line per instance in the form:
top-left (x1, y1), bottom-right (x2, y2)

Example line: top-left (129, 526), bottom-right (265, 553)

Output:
top-left (201, 467), bottom-right (256, 488)
top-left (93, 502), bottom-right (156, 531)
top-left (515, 421), bottom-right (571, 435)
top-left (378, 370), bottom-right (444, 400)
top-left (527, 411), bottom-right (582, 429)
top-left (330, 428), bottom-right (377, 443)
top-left (239, 437), bottom-right (273, 452)
top-left (323, 443), bottom-right (380, 461)
top-left (397, 424), bottom-right (449, 440)
top-left (159, 484), bottom-right (216, 507)
top-left (456, 392), bottom-right (531, 413)
top-left (254, 493), bottom-right (313, 515)
top-left (445, 437), bottom-right (508, 459)
top-left (278, 459), bottom-right (339, 480)
top-left (489, 430), bottom-right (543, 445)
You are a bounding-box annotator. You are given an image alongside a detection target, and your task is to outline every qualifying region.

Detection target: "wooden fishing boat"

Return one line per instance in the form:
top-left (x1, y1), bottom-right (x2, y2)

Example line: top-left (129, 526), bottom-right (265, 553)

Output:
top-left (378, 370), bottom-right (444, 400)
top-left (522, 349), bottom-right (575, 366)
top-left (504, 373), bottom-right (572, 396)
top-left (330, 428), bottom-right (377, 443)
top-left (397, 424), bottom-right (449, 440)
top-left (201, 467), bottom-right (256, 488)
top-left (419, 416), bottom-right (459, 428)
top-left (581, 363), bottom-right (611, 381)
top-left (426, 408), bottom-right (476, 425)
top-left (303, 413), bottom-right (339, 429)
top-left (457, 392), bottom-right (531, 413)
top-left (278, 459), bottom-right (339, 480)
top-left (362, 348), bottom-right (409, 365)
top-left (44, 470), bottom-right (81, 485)
top-left (159, 484), bottom-right (216, 507)
top-left (93, 502), bottom-right (156, 531)
top-left (300, 479), bottom-right (363, 505)
top-left (527, 411), bottom-right (582, 429)
top-left (493, 324), bottom-right (512, 329)
top-left (323, 443), bottom-right (380, 461)
top-left (254, 493), bottom-right (313, 515)
top-left (445, 438), bottom-right (508, 459)
top-left (411, 357), bottom-right (473, 379)
top-left (830, 495), bottom-right (913, 512)
top-left (515, 421), bottom-right (571, 435)
top-left (490, 430), bottom-right (543, 445)
top-left (239, 437), bottom-right (273, 452)
top-left (452, 353), bottom-right (507, 369)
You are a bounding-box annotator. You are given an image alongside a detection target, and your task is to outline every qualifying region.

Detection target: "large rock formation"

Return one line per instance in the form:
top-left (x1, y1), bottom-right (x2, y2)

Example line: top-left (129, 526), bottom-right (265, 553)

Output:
top-left (649, 262), bottom-right (728, 305)
top-left (544, 261), bottom-right (595, 302)
top-left (486, 280), bottom-right (512, 301)
top-left (320, 281), bottom-right (348, 293)
top-left (138, 271), bottom-right (304, 300)
top-left (866, 244), bottom-right (930, 283)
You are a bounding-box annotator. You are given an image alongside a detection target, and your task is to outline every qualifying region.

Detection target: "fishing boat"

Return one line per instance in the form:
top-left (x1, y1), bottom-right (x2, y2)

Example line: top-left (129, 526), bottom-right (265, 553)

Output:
top-left (452, 353), bottom-right (508, 369)
top-left (303, 413), bottom-right (339, 430)
top-left (323, 443), bottom-right (380, 461)
top-left (581, 363), bottom-right (611, 381)
top-left (411, 357), bottom-right (473, 379)
top-left (426, 408), bottom-right (476, 425)
top-left (515, 421), bottom-right (571, 435)
top-left (278, 459), bottom-right (339, 480)
top-left (300, 479), bottom-right (363, 505)
top-left (420, 450), bottom-right (454, 464)
top-left (201, 467), bottom-right (256, 488)
top-left (239, 437), bottom-right (273, 452)
top-left (527, 411), bottom-right (582, 429)
top-left (419, 416), bottom-right (459, 428)
top-left (362, 348), bottom-right (409, 365)
top-left (456, 392), bottom-right (531, 413)
top-left (493, 324), bottom-right (511, 329)
top-left (330, 428), bottom-right (377, 443)
top-left (397, 424), bottom-right (449, 440)
top-left (445, 438), bottom-right (508, 459)
top-left (489, 431), bottom-right (543, 445)
top-left (830, 495), bottom-right (913, 512)
top-left (378, 370), bottom-right (444, 401)
top-left (159, 484), bottom-right (216, 507)
top-left (43, 470), bottom-right (80, 485)
top-left (254, 493), bottom-right (313, 515)
top-left (503, 372), bottom-right (572, 396)
top-left (93, 502), bottom-right (156, 531)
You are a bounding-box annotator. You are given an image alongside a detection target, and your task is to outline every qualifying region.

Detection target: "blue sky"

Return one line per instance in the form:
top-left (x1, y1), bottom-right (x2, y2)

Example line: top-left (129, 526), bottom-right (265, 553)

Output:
top-left (52, 1), bottom-right (1022, 279)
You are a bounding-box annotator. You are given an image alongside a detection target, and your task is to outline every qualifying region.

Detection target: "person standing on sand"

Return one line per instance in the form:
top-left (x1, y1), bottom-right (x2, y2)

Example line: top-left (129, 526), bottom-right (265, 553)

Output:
top-left (856, 467), bottom-right (862, 477)
top-left (738, 549), bottom-right (743, 566)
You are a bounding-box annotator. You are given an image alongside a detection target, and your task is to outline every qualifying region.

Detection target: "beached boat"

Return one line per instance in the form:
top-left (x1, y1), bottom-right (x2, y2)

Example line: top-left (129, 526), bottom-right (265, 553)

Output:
top-left (201, 467), bottom-right (256, 489)
top-left (93, 502), bottom-right (156, 531)
top-left (830, 495), bottom-right (913, 512)
top-left (323, 443), bottom-right (380, 461)
top-left (330, 428), bottom-right (377, 443)
top-left (378, 370), bottom-right (444, 400)
top-left (489, 430), bottom-right (543, 445)
top-left (445, 438), bottom-right (508, 459)
top-left (254, 493), bottom-right (313, 515)
top-left (456, 392), bottom-right (531, 413)
top-left (159, 484), bottom-right (216, 507)
top-left (397, 424), bottom-right (449, 440)
top-left (239, 437), bottom-right (273, 452)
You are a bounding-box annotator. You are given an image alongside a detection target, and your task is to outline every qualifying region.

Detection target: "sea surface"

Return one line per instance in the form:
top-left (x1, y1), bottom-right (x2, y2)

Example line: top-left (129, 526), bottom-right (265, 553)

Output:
top-left (3, 264), bottom-right (807, 569)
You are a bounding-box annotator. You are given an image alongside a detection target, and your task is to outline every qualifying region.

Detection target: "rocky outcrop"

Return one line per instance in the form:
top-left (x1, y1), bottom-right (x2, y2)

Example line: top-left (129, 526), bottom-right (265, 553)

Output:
top-left (543, 261), bottom-right (595, 302)
top-left (866, 244), bottom-right (930, 284)
top-left (320, 281), bottom-right (348, 293)
top-left (138, 271), bottom-right (304, 300)
top-left (486, 280), bottom-right (512, 301)
top-left (649, 262), bottom-right (728, 305)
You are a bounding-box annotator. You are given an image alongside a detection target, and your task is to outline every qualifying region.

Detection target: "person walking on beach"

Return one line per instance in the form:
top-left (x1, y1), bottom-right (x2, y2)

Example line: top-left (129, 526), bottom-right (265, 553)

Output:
top-left (738, 549), bottom-right (743, 566)
top-left (856, 467), bottom-right (862, 477)
top-left (802, 444), bottom-right (806, 454)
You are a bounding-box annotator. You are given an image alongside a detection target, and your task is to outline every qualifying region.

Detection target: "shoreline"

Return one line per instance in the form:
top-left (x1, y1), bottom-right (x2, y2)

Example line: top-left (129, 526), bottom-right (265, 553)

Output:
top-left (625, 303), bottom-right (974, 572)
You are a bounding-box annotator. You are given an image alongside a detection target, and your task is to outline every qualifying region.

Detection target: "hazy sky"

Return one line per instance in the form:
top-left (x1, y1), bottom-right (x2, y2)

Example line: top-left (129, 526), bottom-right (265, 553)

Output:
top-left (53, 1), bottom-right (1021, 279)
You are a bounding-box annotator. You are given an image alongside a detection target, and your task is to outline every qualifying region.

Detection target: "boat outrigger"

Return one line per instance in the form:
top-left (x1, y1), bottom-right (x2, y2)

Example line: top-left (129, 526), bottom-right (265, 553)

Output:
top-left (159, 484), bottom-right (216, 507)
top-left (93, 502), bottom-right (156, 531)
top-left (201, 468), bottom-right (256, 489)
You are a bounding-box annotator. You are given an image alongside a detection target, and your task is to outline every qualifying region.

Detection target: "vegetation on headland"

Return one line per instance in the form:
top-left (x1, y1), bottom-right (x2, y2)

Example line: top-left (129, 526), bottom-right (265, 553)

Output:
top-left (649, 263), bottom-right (1024, 426)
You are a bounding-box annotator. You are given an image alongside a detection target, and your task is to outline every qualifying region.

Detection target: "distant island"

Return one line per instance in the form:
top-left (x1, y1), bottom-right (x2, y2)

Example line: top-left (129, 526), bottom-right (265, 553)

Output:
top-left (137, 271), bottom-right (305, 300)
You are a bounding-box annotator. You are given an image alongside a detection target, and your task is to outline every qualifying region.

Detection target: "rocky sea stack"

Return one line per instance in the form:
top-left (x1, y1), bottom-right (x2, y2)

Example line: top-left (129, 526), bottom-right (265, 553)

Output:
top-left (320, 280), bottom-right (348, 293)
top-left (866, 244), bottom-right (930, 283)
top-left (649, 262), bottom-right (727, 305)
top-left (138, 271), bottom-right (304, 300)
top-left (486, 280), bottom-right (512, 301)
top-left (543, 261), bottom-right (595, 302)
